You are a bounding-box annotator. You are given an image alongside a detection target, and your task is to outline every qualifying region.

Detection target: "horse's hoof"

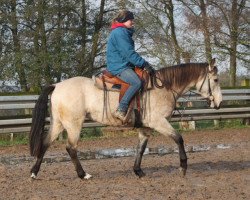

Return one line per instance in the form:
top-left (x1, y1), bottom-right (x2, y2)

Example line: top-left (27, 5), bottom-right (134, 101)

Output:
top-left (84, 173), bottom-right (92, 180)
top-left (134, 169), bottom-right (146, 178)
top-left (179, 167), bottom-right (187, 177)
top-left (180, 158), bottom-right (187, 176)
top-left (31, 173), bottom-right (37, 179)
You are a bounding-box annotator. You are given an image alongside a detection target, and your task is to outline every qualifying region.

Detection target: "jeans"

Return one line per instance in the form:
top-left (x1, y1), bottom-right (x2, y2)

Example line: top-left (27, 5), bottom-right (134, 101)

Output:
top-left (117, 68), bottom-right (142, 112)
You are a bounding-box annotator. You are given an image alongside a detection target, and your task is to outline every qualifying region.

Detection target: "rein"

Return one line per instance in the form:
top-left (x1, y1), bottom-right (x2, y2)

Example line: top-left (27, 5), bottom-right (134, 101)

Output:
top-left (152, 72), bottom-right (164, 89)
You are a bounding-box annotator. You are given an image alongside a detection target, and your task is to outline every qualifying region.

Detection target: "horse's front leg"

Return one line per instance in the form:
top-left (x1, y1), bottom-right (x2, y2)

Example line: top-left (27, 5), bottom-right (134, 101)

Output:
top-left (133, 128), bottom-right (149, 178)
top-left (172, 132), bottom-right (187, 176)
top-left (150, 117), bottom-right (187, 176)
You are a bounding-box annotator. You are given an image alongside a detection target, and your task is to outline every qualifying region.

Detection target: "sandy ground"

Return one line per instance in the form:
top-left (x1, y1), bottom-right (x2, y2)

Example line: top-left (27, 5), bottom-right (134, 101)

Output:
top-left (0, 127), bottom-right (249, 200)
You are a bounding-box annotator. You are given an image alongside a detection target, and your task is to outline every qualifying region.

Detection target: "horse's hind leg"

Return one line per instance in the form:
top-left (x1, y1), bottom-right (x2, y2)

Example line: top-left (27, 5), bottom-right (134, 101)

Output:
top-left (133, 129), bottom-right (149, 178)
top-left (65, 124), bottom-right (92, 179)
top-left (31, 120), bottom-right (63, 178)
top-left (30, 144), bottom-right (49, 178)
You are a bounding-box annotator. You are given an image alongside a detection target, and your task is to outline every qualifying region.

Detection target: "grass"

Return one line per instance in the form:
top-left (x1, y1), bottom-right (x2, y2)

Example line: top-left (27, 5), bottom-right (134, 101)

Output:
top-left (0, 120), bottom-right (249, 147)
top-left (0, 133), bottom-right (29, 146)
top-left (170, 119), bottom-right (249, 131)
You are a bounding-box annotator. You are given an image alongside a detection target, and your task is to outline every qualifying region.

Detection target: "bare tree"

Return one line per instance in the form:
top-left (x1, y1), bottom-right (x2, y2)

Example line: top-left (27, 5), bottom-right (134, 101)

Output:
top-left (89, 0), bottom-right (106, 71)
top-left (10, 0), bottom-right (28, 91)
top-left (179, 0), bottom-right (213, 62)
top-left (212, 0), bottom-right (247, 86)
top-left (37, 0), bottom-right (52, 84)
top-left (162, 0), bottom-right (181, 64)
top-left (135, 0), bottom-right (182, 66)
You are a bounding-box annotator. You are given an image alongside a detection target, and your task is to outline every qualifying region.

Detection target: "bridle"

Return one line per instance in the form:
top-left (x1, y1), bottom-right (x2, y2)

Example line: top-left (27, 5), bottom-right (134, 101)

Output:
top-left (150, 65), bottom-right (215, 107)
top-left (198, 67), bottom-right (214, 106)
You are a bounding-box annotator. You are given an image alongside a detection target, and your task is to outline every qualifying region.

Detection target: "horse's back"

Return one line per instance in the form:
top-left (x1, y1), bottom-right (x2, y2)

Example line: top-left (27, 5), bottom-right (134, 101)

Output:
top-left (51, 76), bottom-right (120, 125)
top-left (55, 76), bottom-right (89, 90)
top-left (51, 77), bottom-right (93, 120)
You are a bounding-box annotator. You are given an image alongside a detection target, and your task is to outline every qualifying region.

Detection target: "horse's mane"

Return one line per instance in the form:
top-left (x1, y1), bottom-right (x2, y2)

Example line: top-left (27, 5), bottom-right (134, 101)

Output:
top-left (156, 63), bottom-right (208, 89)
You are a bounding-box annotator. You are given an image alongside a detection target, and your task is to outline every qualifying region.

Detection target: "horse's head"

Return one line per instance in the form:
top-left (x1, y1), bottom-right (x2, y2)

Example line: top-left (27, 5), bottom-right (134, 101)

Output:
top-left (196, 58), bottom-right (222, 109)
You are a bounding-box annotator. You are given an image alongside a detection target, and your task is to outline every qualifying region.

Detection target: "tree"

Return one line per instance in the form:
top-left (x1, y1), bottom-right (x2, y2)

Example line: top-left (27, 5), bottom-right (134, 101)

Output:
top-left (0, 0), bottom-right (249, 90)
top-left (212, 0), bottom-right (247, 86)
top-left (89, 0), bottom-right (106, 72)
top-left (162, 0), bottom-right (181, 64)
top-left (0, 0), bottom-right (28, 91)
top-left (134, 0), bottom-right (183, 67)
top-left (37, 0), bottom-right (52, 84)
top-left (179, 0), bottom-right (213, 63)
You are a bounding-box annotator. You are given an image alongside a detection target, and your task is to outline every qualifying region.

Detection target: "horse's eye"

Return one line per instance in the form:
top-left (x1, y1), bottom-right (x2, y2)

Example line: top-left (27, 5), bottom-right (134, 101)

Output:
top-left (214, 79), bottom-right (218, 82)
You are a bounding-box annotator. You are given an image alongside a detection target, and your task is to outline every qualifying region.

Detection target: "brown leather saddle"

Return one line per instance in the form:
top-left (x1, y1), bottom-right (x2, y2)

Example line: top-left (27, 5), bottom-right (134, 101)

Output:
top-left (93, 67), bottom-right (151, 101)
top-left (93, 67), bottom-right (152, 119)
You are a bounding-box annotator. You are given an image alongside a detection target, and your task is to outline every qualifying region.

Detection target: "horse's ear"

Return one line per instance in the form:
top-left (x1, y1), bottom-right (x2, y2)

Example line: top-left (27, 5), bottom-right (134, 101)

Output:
top-left (209, 58), bottom-right (216, 71)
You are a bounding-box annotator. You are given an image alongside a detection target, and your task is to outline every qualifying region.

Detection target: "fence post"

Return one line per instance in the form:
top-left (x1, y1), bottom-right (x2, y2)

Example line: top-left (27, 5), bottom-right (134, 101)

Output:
top-left (9, 133), bottom-right (14, 144)
top-left (242, 79), bottom-right (250, 125)
top-left (179, 101), bottom-right (196, 130)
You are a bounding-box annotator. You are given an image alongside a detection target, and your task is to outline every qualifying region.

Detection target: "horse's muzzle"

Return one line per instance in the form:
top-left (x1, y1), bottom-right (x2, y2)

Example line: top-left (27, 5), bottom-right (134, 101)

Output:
top-left (206, 96), bottom-right (221, 110)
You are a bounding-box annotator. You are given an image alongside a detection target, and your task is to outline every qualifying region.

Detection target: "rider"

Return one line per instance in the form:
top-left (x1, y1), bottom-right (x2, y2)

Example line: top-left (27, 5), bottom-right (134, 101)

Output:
top-left (106, 10), bottom-right (154, 121)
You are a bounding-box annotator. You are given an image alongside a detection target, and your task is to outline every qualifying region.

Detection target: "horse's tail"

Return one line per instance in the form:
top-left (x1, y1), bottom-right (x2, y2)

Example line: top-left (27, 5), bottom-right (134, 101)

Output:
top-left (29, 85), bottom-right (55, 157)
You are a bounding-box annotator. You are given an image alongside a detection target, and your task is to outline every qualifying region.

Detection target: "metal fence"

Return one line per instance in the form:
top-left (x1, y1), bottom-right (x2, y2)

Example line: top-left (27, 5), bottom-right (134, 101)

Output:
top-left (0, 89), bottom-right (249, 134)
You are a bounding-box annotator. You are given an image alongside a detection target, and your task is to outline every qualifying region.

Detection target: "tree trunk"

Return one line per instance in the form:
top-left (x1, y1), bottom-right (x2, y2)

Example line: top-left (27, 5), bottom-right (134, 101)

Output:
top-left (54, 0), bottom-right (63, 82)
top-left (37, 0), bottom-right (52, 84)
top-left (200, 0), bottom-right (212, 62)
top-left (0, 28), bottom-right (3, 55)
top-left (78, 0), bottom-right (87, 75)
top-left (33, 16), bottom-right (42, 91)
top-left (10, 0), bottom-right (28, 91)
top-left (165, 0), bottom-right (181, 64)
top-left (89, 0), bottom-right (105, 72)
top-left (229, 0), bottom-right (239, 87)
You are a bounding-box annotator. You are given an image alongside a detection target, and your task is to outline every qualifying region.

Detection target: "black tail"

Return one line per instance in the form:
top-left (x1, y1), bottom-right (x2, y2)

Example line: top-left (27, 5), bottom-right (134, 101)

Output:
top-left (29, 85), bottom-right (55, 156)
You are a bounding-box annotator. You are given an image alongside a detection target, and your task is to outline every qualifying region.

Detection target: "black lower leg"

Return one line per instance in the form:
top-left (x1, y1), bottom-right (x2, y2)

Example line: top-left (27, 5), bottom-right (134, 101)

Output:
top-left (133, 138), bottom-right (148, 178)
top-left (30, 144), bottom-right (49, 177)
top-left (66, 146), bottom-right (86, 179)
top-left (173, 134), bottom-right (187, 175)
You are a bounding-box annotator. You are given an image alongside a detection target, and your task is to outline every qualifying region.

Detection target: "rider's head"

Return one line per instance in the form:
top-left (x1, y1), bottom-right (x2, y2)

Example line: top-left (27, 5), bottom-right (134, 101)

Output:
top-left (113, 10), bottom-right (134, 28)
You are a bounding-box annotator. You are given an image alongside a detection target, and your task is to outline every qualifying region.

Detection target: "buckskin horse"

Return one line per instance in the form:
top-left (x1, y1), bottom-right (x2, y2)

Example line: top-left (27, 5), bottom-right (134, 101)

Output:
top-left (29, 58), bottom-right (222, 179)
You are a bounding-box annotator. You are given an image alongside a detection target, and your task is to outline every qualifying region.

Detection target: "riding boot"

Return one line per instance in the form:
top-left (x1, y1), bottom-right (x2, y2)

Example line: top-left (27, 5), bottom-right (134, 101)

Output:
top-left (113, 108), bottom-right (127, 121)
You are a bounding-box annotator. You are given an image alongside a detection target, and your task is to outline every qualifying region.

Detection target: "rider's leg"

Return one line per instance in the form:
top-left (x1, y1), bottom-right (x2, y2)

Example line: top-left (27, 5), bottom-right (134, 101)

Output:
top-left (114, 68), bottom-right (141, 119)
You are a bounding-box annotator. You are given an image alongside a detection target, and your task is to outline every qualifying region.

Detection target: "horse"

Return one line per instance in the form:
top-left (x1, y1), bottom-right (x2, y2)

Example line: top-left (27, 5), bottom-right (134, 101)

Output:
top-left (29, 58), bottom-right (222, 179)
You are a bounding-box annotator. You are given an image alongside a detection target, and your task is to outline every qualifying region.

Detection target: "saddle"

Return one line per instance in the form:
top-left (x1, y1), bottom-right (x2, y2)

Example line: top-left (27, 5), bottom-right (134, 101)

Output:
top-left (93, 67), bottom-right (152, 124)
top-left (93, 67), bottom-right (152, 99)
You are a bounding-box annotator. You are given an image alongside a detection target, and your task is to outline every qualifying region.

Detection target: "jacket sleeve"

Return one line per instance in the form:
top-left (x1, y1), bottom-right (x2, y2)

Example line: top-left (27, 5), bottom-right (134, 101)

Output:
top-left (112, 29), bottom-right (146, 67)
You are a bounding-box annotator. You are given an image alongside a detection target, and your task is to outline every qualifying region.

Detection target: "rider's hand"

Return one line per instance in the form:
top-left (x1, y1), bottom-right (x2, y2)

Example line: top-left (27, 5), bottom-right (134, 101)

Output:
top-left (143, 62), bottom-right (155, 75)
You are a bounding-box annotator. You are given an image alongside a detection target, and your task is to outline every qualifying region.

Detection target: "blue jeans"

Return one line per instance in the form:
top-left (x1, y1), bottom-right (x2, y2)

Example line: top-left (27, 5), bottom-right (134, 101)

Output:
top-left (117, 68), bottom-right (142, 112)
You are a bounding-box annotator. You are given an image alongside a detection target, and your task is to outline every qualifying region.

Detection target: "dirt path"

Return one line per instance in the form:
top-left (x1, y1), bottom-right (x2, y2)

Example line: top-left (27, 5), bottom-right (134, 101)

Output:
top-left (0, 128), bottom-right (249, 200)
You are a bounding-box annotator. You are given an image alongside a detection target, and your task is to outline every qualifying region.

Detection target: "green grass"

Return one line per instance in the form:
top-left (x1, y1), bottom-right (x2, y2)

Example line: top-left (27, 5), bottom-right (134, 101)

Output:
top-left (0, 134), bottom-right (29, 146)
top-left (0, 120), bottom-right (249, 146)
top-left (170, 119), bottom-right (249, 132)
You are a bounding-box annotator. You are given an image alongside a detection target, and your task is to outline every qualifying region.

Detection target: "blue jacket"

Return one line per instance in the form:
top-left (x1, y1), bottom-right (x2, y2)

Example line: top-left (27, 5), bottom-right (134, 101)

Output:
top-left (106, 27), bottom-right (146, 75)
